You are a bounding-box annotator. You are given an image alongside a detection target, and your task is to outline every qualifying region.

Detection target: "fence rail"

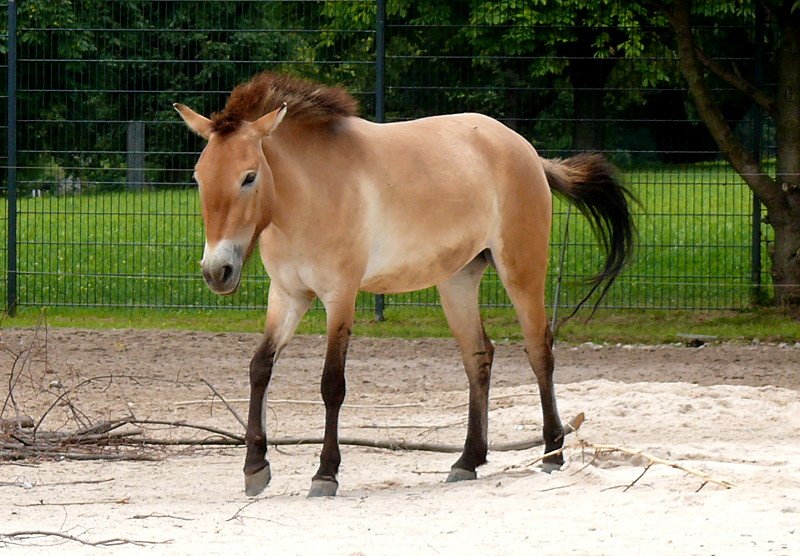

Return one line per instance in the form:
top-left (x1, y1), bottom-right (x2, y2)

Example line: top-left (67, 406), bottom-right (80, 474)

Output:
top-left (1, 0), bottom-right (772, 316)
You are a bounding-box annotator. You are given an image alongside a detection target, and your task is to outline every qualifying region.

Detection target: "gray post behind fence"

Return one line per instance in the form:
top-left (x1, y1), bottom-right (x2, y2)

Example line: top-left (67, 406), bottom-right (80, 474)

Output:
top-left (6, 0), bottom-right (17, 316)
top-left (374, 0), bottom-right (386, 322)
top-left (126, 121), bottom-right (146, 190)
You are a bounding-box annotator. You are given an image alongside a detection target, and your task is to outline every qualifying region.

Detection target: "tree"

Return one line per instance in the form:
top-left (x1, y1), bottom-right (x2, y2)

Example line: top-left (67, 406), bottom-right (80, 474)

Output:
top-left (466, 1), bottom-right (670, 150)
top-left (654, 0), bottom-right (800, 308)
top-left (13, 0), bottom-right (314, 189)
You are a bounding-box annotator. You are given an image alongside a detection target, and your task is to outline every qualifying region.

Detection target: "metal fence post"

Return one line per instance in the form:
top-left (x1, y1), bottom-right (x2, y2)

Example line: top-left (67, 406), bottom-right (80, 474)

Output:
top-left (374, 0), bottom-right (386, 322)
top-left (6, 0), bottom-right (18, 316)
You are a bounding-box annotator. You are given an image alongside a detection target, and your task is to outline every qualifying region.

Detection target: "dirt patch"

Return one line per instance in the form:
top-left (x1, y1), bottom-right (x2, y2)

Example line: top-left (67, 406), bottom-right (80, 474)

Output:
top-left (1, 328), bottom-right (799, 554)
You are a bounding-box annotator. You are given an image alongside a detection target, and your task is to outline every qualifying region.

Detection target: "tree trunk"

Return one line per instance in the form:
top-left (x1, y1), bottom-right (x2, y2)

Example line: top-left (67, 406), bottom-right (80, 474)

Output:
top-left (770, 218), bottom-right (800, 308)
top-left (669, 0), bottom-right (800, 308)
top-left (564, 24), bottom-right (619, 151)
top-left (571, 84), bottom-right (608, 151)
top-left (773, 2), bottom-right (800, 307)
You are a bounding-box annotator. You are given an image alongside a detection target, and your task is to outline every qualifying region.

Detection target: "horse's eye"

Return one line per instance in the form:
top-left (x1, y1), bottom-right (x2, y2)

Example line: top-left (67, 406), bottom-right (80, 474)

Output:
top-left (242, 172), bottom-right (257, 187)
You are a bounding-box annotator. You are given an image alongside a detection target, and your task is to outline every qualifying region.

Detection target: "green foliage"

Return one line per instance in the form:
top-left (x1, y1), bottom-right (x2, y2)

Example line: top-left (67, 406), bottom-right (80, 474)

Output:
top-left (13, 1), bottom-right (337, 189)
top-left (5, 0), bottom-right (773, 179)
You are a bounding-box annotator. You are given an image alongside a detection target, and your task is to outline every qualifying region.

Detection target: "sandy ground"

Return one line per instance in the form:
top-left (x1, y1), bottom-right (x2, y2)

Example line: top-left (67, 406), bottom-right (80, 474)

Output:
top-left (1, 328), bottom-right (799, 555)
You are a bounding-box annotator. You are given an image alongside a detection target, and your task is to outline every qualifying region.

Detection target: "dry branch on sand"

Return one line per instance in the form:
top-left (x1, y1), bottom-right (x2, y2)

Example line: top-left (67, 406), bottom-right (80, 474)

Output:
top-left (1, 412), bottom-right (586, 460)
top-left (0, 327), bottom-right (583, 461)
top-left (507, 438), bottom-right (735, 492)
top-left (0, 530), bottom-right (170, 547)
top-left (584, 443), bottom-right (735, 491)
top-left (1, 334), bottom-right (587, 462)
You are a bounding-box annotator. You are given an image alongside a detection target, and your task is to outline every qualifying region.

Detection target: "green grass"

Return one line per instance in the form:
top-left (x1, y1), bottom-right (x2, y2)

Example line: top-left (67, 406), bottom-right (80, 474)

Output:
top-left (0, 161), bottom-right (772, 312)
top-left (4, 306), bottom-right (798, 345)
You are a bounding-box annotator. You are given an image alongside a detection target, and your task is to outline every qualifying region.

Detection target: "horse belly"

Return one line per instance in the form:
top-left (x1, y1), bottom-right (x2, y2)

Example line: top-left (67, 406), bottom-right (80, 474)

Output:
top-left (359, 232), bottom-right (486, 294)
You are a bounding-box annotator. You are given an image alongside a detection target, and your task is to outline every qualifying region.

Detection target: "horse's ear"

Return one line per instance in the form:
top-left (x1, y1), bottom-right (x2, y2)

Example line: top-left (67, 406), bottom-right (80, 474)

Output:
top-left (251, 103), bottom-right (287, 138)
top-left (173, 103), bottom-right (212, 140)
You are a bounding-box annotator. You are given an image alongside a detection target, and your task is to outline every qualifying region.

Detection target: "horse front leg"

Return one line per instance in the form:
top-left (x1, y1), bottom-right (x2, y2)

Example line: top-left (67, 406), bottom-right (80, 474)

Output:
top-left (243, 286), bottom-right (313, 497)
top-left (243, 337), bottom-right (276, 496)
top-left (308, 298), bottom-right (356, 497)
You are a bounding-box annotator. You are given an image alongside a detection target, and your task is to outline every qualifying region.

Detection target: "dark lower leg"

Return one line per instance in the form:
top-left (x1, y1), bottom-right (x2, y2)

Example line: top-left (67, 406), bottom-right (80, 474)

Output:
top-left (529, 326), bottom-right (564, 465)
top-left (452, 331), bottom-right (494, 473)
top-left (244, 339), bottom-right (275, 477)
top-left (312, 323), bottom-right (350, 484)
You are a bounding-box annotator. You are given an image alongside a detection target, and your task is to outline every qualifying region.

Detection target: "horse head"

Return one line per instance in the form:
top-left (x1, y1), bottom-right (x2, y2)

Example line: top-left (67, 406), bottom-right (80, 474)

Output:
top-left (174, 102), bottom-right (286, 295)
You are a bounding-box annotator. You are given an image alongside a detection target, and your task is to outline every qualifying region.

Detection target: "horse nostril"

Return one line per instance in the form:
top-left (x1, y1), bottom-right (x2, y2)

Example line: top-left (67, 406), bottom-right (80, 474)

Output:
top-left (221, 264), bottom-right (234, 283)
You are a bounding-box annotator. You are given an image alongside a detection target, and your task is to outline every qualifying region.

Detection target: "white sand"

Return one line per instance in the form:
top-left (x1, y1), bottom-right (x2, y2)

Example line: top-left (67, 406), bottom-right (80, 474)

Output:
top-left (3, 378), bottom-right (798, 555)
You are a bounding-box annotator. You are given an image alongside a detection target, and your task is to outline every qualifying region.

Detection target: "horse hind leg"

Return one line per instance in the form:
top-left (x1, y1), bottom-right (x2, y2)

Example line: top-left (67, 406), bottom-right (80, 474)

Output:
top-left (525, 322), bottom-right (564, 471)
top-left (492, 246), bottom-right (565, 471)
top-left (437, 253), bottom-right (494, 482)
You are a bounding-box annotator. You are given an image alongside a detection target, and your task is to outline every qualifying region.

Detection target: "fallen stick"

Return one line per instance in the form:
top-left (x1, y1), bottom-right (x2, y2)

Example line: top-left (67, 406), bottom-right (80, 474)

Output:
top-left (137, 412), bottom-right (579, 451)
top-left (174, 398), bottom-right (427, 410)
top-left (175, 393), bottom-right (543, 411)
top-left (14, 498), bottom-right (129, 507)
top-left (2, 413), bottom-right (584, 458)
top-left (271, 412), bottom-right (584, 453)
top-left (16, 430), bottom-right (143, 445)
top-left (121, 418), bottom-right (245, 442)
top-left (0, 530), bottom-right (169, 547)
top-left (586, 443), bottom-right (735, 489)
top-left (130, 513), bottom-right (193, 522)
top-left (0, 449), bottom-right (162, 462)
top-left (201, 378), bottom-right (246, 430)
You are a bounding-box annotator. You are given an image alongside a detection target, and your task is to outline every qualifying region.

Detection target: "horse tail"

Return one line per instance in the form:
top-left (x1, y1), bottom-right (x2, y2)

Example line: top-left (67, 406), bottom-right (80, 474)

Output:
top-left (541, 152), bottom-right (637, 314)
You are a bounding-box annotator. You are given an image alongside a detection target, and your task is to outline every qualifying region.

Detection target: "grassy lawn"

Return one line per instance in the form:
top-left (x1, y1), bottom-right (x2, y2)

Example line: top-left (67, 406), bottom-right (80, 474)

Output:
top-left (0, 161), bottom-right (773, 315)
top-left (4, 305), bottom-right (798, 345)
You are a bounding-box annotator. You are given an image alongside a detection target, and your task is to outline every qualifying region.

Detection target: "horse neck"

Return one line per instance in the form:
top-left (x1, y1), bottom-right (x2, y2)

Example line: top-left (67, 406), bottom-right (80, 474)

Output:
top-left (262, 118), bottom-right (356, 228)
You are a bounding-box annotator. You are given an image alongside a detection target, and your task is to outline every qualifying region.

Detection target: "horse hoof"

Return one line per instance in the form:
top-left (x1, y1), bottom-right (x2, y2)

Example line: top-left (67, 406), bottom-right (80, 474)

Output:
top-left (541, 462), bottom-right (562, 474)
top-left (244, 465), bottom-right (271, 497)
top-left (445, 467), bottom-right (477, 483)
top-left (307, 479), bottom-right (338, 498)
top-left (542, 451), bottom-right (564, 474)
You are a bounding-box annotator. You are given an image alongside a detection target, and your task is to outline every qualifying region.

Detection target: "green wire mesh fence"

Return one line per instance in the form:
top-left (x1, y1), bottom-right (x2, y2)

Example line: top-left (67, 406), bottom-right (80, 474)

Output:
top-left (1, 1), bottom-right (772, 314)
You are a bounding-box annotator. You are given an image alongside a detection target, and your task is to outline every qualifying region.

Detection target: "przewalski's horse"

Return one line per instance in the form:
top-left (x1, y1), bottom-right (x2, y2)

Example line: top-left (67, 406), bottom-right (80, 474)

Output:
top-left (175, 72), bottom-right (635, 497)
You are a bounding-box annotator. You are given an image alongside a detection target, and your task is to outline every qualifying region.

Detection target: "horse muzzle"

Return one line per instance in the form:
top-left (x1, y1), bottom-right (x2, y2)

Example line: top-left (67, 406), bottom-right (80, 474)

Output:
top-left (200, 240), bottom-right (243, 295)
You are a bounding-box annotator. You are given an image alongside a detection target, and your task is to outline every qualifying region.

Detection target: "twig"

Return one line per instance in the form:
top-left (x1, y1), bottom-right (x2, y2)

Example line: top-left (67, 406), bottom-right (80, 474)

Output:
top-left (506, 445), bottom-right (571, 471)
top-left (125, 418), bottom-right (244, 442)
top-left (130, 513), bottom-right (193, 521)
top-left (267, 412), bottom-right (583, 453)
top-left (4, 478), bottom-right (115, 488)
top-left (0, 530), bottom-right (169, 547)
top-left (444, 392), bottom-right (539, 410)
top-left (355, 419), bottom-right (466, 430)
top-left (1, 310), bottom-right (47, 425)
top-left (34, 375), bottom-right (142, 439)
top-left (587, 443), bottom-right (735, 490)
top-left (175, 392), bottom-right (542, 411)
top-left (14, 498), bottom-right (129, 507)
top-left (174, 398), bottom-right (426, 409)
top-left (0, 449), bottom-right (162, 462)
top-left (201, 378), bottom-right (246, 430)
top-left (226, 497), bottom-right (263, 522)
top-left (624, 463), bottom-right (653, 492)
top-left (226, 486), bottom-right (291, 522)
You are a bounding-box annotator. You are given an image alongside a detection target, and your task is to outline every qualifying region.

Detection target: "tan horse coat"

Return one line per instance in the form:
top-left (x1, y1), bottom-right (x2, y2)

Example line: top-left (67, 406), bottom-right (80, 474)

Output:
top-left (176, 72), bottom-right (634, 497)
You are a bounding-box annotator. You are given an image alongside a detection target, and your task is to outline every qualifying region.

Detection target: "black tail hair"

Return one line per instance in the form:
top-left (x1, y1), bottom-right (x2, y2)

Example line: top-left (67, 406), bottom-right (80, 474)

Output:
top-left (542, 153), bottom-right (637, 316)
